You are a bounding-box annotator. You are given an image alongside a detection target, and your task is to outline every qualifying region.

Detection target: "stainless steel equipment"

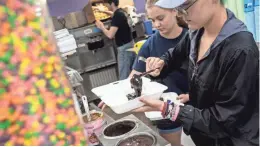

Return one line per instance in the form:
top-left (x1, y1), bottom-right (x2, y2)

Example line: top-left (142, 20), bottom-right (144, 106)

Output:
top-left (63, 53), bottom-right (83, 73)
top-left (103, 119), bottom-right (137, 139)
top-left (64, 21), bottom-right (118, 102)
top-left (96, 114), bottom-right (170, 146)
top-left (69, 21), bottom-right (116, 71)
top-left (66, 66), bottom-right (87, 114)
top-left (81, 65), bottom-right (118, 102)
top-left (116, 132), bottom-right (156, 146)
top-left (66, 66), bottom-right (84, 87)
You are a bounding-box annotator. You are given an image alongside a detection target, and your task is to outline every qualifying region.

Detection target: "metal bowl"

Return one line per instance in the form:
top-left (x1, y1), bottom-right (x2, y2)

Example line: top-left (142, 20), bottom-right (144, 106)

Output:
top-left (103, 119), bottom-right (137, 139)
top-left (116, 132), bottom-right (156, 146)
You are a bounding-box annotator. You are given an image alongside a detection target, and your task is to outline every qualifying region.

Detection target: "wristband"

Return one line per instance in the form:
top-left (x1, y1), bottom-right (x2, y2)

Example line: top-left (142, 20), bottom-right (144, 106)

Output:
top-left (161, 102), bottom-right (167, 118)
top-left (172, 105), bottom-right (180, 121)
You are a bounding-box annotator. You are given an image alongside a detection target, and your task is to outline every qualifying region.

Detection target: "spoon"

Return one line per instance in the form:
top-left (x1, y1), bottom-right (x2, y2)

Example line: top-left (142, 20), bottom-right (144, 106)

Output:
top-left (130, 67), bottom-right (160, 97)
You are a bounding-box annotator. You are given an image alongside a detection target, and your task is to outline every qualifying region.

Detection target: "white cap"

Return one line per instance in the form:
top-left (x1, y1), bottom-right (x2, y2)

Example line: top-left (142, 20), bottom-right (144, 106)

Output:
top-left (155, 0), bottom-right (186, 9)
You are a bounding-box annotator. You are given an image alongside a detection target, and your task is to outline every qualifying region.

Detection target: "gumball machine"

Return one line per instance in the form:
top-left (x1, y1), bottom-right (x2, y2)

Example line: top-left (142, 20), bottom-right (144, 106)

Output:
top-left (0, 0), bottom-right (88, 145)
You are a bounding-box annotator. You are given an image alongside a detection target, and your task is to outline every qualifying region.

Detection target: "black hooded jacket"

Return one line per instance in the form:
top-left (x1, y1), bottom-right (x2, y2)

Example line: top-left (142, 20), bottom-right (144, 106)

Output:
top-left (160, 9), bottom-right (259, 145)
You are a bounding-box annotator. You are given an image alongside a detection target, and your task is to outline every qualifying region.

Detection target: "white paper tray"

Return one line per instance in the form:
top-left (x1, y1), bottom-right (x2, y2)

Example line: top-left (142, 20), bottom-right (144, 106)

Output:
top-left (92, 77), bottom-right (168, 114)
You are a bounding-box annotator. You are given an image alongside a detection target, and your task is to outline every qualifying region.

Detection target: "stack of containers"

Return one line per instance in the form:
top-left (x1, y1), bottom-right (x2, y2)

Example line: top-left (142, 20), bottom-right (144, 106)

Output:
top-left (53, 29), bottom-right (77, 55)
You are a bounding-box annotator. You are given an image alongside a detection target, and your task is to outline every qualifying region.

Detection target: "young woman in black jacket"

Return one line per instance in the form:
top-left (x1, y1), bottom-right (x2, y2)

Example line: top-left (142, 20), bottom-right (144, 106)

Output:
top-left (133, 0), bottom-right (259, 145)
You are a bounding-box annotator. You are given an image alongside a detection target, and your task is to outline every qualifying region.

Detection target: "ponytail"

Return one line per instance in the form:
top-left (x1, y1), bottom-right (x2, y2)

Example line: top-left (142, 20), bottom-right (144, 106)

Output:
top-left (176, 16), bottom-right (188, 28)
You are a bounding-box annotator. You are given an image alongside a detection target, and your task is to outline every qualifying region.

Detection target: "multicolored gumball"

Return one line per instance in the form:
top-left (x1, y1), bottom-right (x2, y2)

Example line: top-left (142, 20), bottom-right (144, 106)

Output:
top-left (0, 0), bottom-right (87, 145)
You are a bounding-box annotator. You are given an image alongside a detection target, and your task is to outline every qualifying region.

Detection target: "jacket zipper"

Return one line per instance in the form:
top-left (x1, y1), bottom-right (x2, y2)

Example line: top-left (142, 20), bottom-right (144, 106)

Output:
top-left (191, 65), bottom-right (198, 80)
top-left (191, 54), bottom-right (209, 81)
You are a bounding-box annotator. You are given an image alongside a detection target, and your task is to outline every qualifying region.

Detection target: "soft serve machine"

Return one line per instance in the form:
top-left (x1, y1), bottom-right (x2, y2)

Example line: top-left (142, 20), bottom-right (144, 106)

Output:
top-left (69, 22), bottom-right (118, 102)
top-left (55, 0), bottom-right (118, 102)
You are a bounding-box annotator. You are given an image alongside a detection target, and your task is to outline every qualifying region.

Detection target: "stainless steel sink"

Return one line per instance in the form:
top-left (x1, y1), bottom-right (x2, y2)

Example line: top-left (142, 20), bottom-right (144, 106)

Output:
top-left (103, 119), bottom-right (138, 139)
top-left (116, 132), bottom-right (156, 146)
top-left (96, 114), bottom-right (170, 146)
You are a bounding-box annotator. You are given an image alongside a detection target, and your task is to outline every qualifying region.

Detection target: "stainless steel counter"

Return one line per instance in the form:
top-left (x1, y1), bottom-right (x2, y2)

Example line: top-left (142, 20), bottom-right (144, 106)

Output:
top-left (89, 103), bottom-right (157, 131)
top-left (89, 103), bottom-right (169, 146)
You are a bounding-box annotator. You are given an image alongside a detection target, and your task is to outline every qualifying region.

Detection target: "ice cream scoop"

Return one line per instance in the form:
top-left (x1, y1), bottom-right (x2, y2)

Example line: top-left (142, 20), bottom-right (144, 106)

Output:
top-left (130, 74), bottom-right (143, 97)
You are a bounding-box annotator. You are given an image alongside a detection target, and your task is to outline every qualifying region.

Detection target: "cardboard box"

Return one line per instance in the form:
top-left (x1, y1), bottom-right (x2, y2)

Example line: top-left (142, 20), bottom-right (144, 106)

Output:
top-left (83, 2), bottom-right (96, 24)
top-left (51, 17), bottom-right (65, 31)
top-left (83, 0), bottom-right (111, 24)
top-left (64, 11), bottom-right (88, 29)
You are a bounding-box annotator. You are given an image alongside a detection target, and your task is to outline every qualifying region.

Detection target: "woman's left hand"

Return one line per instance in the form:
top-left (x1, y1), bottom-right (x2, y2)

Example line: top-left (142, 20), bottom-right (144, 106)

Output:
top-left (132, 98), bottom-right (164, 112)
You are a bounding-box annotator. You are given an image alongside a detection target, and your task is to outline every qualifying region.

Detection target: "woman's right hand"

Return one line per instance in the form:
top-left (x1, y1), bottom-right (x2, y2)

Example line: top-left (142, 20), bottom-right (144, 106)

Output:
top-left (146, 57), bottom-right (165, 77)
top-left (177, 94), bottom-right (189, 103)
